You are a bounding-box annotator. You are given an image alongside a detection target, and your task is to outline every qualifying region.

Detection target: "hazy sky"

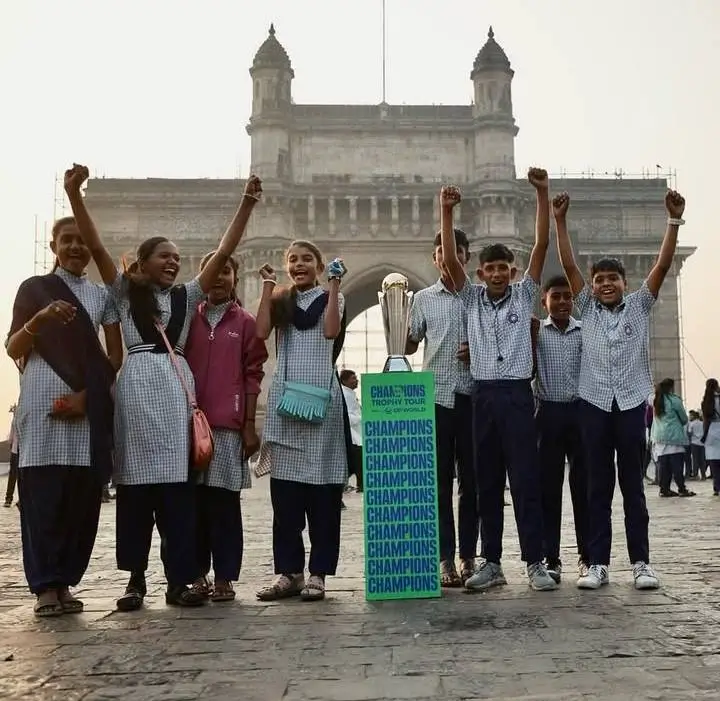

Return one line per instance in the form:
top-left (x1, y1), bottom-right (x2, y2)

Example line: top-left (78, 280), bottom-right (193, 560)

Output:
top-left (1, 0), bottom-right (718, 436)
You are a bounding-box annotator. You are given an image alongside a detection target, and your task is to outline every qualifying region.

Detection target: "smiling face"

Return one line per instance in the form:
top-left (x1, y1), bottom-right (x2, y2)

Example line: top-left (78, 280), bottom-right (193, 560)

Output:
top-left (478, 260), bottom-right (515, 299)
top-left (50, 221), bottom-right (91, 276)
top-left (139, 240), bottom-right (181, 288)
top-left (591, 269), bottom-right (626, 307)
top-left (286, 244), bottom-right (322, 290)
top-left (542, 284), bottom-right (573, 322)
top-left (207, 260), bottom-right (236, 305)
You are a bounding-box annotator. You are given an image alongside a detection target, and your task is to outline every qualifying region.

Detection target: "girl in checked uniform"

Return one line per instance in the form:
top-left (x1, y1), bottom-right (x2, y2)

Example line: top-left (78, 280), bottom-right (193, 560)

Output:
top-left (254, 241), bottom-right (348, 602)
top-left (64, 163), bottom-right (262, 610)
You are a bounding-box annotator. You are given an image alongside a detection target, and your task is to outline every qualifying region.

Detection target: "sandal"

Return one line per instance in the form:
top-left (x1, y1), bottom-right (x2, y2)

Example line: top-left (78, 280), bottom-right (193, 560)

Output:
top-left (211, 580), bottom-right (236, 602)
top-left (116, 574), bottom-right (146, 612)
top-left (190, 576), bottom-right (212, 600)
top-left (165, 585), bottom-right (205, 607)
top-left (459, 558), bottom-right (475, 585)
top-left (440, 560), bottom-right (462, 588)
top-left (300, 575), bottom-right (326, 601)
top-left (34, 590), bottom-right (64, 618)
top-left (256, 573), bottom-right (304, 602)
top-left (58, 587), bottom-right (84, 614)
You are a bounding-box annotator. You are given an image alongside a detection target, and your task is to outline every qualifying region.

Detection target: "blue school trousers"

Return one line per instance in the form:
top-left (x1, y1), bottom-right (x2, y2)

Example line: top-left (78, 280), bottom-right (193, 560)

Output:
top-left (196, 485), bottom-right (243, 582)
top-left (270, 478), bottom-right (343, 576)
top-left (17, 465), bottom-right (104, 595)
top-left (536, 399), bottom-right (589, 565)
top-left (580, 400), bottom-right (650, 565)
top-left (115, 481), bottom-right (199, 587)
top-left (435, 393), bottom-right (479, 561)
top-left (471, 379), bottom-right (544, 565)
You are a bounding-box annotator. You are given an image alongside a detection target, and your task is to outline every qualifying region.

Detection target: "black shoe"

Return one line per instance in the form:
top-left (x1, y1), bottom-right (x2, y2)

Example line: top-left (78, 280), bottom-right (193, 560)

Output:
top-left (659, 489), bottom-right (678, 497)
top-left (116, 573), bottom-right (146, 612)
top-left (165, 584), bottom-right (205, 607)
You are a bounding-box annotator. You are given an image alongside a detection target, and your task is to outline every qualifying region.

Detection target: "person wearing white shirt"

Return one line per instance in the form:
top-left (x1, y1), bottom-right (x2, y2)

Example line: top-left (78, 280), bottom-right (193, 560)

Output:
top-left (687, 410), bottom-right (706, 479)
top-left (340, 370), bottom-right (363, 492)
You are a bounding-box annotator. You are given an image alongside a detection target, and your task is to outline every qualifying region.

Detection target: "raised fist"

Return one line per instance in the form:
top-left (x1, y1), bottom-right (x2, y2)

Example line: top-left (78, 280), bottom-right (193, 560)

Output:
top-left (528, 167), bottom-right (549, 190)
top-left (552, 192), bottom-right (570, 219)
top-left (244, 175), bottom-right (263, 201)
top-left (665, 190), bottom-right (685, 219)
top-left (327, 258), bottom-right (347, 280)
top-left (440, 186), bottom-right (462, 209)
top-left (63, 163), bottom-right (90, 196)
top-left (258, 263), bottom-right (276, 282)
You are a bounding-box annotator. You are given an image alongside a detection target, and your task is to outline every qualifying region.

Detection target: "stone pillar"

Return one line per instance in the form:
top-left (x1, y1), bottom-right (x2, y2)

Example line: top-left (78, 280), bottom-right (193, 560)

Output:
top-left (432, 196), bottom-right (439, 229)
top-left (391, 196), bottom-right (399, 236)
top-left (348, 196), bottom-right (358, 235)
top-left (370, 196), bottom-right (379, 237)
top-left (412, 196), bottom-right (420, 236)
top-left (308, 195), bottom-right (315, 235)
top-left (328, 196), bottom-right (336, 237)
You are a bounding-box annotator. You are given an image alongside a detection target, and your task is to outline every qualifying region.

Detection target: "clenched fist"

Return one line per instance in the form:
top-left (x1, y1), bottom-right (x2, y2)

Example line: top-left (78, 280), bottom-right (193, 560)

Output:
top-left (527, 167), bottom-right (549, 191)
top-left (552, 192), bottom-right (570, 219)
top-left (440, 185), bottom-right (462, 209)
top-left (63, 163), bottom-right (90, 196)
top-left (258, 263), bottom-right (276, 282)
top-left (665, 190), bottom-right (685, 219)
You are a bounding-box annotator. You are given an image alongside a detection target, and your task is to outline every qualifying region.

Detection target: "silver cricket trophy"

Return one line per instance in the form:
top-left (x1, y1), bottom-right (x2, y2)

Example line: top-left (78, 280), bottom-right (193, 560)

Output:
top-left (379, 273), bottom-right (413, 373)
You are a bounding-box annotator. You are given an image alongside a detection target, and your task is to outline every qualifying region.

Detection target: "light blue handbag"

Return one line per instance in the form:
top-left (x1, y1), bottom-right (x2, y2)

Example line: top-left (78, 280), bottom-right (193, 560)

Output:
top-left (276, 332), bottom-right (334, 423)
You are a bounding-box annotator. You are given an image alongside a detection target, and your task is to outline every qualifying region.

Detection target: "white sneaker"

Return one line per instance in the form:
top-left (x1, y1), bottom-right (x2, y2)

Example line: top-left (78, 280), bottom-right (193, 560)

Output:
top-left (632, 562), bottom-right (659, 590)
top-left (577, 564), bottom-right (609, 589)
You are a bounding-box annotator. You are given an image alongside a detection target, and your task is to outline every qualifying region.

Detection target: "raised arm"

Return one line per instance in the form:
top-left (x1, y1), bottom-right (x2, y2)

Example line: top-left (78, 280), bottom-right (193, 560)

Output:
top-left (552, 192), bottom-right (585, 296)
top-left (255, 264), bottom-right (276, 341)
top-left (439, 186), bottom-right (466, 292)
top-left (323, 258), bottom-right (347, 340)
top-left (645, 190), bottom-right (685, 298)
top-left (197, 176), bottom-right (263, 294)
top-left (64, 164), bottom-right (118, 285)
top-left (526, 168), bottom-right (550, 283)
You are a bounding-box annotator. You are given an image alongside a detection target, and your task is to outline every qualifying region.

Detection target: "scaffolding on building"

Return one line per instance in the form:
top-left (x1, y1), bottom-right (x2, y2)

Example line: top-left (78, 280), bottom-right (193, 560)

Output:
top-left (33, 173), bottom-right (68, 275)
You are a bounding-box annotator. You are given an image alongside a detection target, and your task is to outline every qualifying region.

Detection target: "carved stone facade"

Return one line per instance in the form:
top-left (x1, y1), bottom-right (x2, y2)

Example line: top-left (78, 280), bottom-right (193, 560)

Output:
top-left (84, 24), bottom-right (694, 400)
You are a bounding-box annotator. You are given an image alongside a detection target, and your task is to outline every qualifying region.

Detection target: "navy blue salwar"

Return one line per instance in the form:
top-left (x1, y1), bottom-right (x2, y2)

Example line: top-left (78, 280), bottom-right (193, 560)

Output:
top-left (18, 465), bottom-right (104, 595)
top-left (196, 485), bottom-right (244, 582)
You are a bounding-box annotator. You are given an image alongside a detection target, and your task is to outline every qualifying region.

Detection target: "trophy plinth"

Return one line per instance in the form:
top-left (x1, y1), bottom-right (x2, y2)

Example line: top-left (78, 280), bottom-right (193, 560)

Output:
top-left (378, 273), bottom-right (414, 374)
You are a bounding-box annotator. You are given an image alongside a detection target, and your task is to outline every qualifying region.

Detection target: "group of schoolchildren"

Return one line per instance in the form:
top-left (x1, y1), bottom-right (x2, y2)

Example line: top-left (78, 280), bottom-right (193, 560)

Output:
top-left (408, 167), bottom-right (689, 594)
top-left (7, 163), bottom-right (359, 617)
top-left (5, 160), bottom-right (692, 617)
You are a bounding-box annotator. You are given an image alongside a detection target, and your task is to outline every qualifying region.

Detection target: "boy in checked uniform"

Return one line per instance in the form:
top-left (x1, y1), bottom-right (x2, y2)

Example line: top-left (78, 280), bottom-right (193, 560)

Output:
top-left (554, 188), bottom-right (686, 590)
top-left (534, 274), bottom-right (588, 584)
top-left (439, 168), bottom-right (558, 592)
top-left (406, 230), bottom-right (478, 587)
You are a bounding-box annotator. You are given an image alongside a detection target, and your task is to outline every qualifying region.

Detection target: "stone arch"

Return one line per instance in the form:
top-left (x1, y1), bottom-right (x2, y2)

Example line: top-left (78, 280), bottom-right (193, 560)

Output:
top-left (342, 263), bottom-right (435, 325)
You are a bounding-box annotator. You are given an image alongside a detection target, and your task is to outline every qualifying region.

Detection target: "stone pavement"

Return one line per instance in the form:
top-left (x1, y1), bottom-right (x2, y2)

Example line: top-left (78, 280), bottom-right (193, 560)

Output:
top-left (1, 475), bottom-right (720, 701)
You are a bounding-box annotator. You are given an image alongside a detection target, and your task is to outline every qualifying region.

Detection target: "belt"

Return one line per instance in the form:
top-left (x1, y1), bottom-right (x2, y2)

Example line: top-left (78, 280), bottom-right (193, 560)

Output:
top-left (127, 343), bottom-right (185, 357)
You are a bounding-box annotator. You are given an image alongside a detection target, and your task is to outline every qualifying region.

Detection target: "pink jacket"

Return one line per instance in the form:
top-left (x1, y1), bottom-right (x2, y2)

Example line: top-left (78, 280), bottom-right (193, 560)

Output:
top-left (185, 302), bottom-right (268, 431)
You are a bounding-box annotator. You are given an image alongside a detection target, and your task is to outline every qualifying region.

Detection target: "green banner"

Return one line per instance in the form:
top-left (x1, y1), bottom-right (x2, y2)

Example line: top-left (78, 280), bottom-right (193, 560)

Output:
top-left (360, 371), bottom-right (441, 601)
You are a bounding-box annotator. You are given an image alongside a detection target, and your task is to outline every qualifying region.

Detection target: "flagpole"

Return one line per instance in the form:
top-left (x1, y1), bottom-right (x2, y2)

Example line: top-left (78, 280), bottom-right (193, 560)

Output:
top-left (382, 0), bottom-right (386, 103)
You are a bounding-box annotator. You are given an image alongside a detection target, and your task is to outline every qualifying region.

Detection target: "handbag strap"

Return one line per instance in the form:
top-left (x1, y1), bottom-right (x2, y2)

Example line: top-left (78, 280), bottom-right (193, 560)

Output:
top-left (155, 321), bottom-right (198, 410)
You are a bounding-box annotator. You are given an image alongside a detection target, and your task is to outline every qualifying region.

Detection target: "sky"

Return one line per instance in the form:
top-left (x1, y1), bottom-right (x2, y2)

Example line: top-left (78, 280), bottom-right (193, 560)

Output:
top-left (1, 0), bottom-right (718, 436)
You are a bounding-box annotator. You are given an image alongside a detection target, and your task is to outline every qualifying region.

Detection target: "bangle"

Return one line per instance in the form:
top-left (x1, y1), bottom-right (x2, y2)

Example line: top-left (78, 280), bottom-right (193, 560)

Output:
top-left (262, 279), bottom-right (276, 287)
top-left (23, 322), bottom-right (37, 336)
top-left (668, 217), bottom-right (685, 226)
top-left (244, 193), bottom-right (261, 201)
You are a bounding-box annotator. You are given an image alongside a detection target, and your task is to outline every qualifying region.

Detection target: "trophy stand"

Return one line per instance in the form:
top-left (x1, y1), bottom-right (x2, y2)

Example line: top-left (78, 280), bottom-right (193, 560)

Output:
top-left (379, 273), bottom-right (413, 373)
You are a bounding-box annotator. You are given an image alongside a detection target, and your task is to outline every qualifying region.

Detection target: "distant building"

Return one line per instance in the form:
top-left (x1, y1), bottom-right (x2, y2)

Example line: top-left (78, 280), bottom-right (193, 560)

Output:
top-left (84, 24), bottom-right (694, 403)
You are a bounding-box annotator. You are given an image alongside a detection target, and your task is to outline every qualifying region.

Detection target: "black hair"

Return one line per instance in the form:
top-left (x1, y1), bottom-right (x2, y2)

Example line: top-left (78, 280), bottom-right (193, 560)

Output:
top-left (701, 378), bottom-right (720, 420)
top-left (433, 229), bottom-right (470, 252)
top-left (50, 216), bottom-right (78, 272)
top-left (270, 239), bottom-right (325, 328)
top-left (590, 257), bottom-right (626, 280)
top-left (479, 243), bottom-right (514, 266)
top-left (339, 369), bottom-right (356, 383)
top-left (200, 251), bottom-right (240, 302)
top-left (653, 377), bottom-right (675, 417)
top-left (122, 236), bottom-right (170, 335)
top-left (542, 275), bottom-right (570, 294)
